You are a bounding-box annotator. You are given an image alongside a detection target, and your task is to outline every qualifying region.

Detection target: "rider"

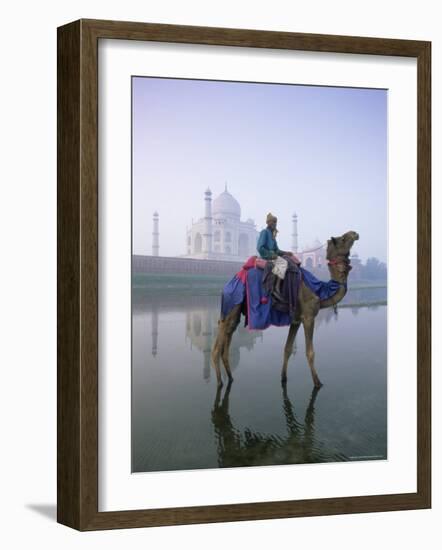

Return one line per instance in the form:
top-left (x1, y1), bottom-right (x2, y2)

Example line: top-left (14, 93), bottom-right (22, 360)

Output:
top-left (257, 213), bottom-right (300, 299)
top-left (257, 213), bottom-right (299, 261)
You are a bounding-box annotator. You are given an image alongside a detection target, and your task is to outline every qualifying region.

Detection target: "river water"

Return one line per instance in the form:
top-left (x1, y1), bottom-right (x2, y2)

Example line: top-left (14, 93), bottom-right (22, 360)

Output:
top-left (132, 289), bottom-right (387, 472)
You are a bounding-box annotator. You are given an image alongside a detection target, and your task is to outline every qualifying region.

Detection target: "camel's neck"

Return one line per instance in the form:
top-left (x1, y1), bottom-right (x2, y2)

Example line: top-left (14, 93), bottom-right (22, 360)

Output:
top-left (319, 261), bottom-right (349, 309)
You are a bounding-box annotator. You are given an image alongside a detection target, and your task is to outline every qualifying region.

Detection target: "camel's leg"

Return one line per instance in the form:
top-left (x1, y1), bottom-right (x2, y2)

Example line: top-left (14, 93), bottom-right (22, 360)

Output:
top-left (281, 321), bottom-right (301, 384)
top-left (221, 332), bottom-right (235, 381)
top-left (303, 317), bottom-right (323, 388)
top-left (212, 305), bottom-right (241, 387)
top-left (221, 305), bottom-right (241, 382)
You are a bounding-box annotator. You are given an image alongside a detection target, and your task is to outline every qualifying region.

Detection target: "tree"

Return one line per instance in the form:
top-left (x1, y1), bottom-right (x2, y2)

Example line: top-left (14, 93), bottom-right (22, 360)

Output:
top-left (362, 257), bottom-right (387, 280)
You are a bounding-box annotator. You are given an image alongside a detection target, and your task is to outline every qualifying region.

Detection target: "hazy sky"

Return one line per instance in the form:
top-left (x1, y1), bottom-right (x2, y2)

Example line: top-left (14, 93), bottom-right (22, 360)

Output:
top-left (132, 77), bottom-right (387, 262)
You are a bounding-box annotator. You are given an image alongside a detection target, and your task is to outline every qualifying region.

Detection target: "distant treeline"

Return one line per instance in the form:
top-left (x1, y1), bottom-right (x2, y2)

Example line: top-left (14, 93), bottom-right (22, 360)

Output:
top-left (359, 257), bottom-right (388, 280)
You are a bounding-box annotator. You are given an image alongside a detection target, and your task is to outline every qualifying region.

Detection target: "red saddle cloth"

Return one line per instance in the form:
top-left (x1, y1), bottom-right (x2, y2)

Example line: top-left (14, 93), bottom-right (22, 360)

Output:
top-left (236, 256), bottom-right (267, 283)
top-left (236, 255), bottom-right (300, 283)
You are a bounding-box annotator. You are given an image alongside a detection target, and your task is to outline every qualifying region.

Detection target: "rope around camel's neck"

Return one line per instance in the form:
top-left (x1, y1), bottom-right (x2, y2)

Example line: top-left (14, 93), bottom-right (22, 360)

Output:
top-left (327, 255), bottom-right (351, 282)
top-left (318, 255), bottom-right (351, 309)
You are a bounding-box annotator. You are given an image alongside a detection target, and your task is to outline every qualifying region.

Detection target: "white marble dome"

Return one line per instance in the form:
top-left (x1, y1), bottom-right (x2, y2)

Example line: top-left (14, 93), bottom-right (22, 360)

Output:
top-left (212, 189), bottom-right (241, 219)
top-left (185, 186), bottom-right (258, 261)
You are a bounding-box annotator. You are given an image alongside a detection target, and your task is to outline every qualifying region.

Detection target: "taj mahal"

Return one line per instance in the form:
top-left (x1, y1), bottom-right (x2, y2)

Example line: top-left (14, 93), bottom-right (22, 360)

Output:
top-left (184, 185), bottom-right (258, 261)
top-left (150, 186), bottom-right (328, 267)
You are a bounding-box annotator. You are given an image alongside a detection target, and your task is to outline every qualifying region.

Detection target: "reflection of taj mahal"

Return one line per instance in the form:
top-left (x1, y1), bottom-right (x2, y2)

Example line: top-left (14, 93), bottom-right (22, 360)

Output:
top-left (185, 307), bottom-right (262, 381)
top-left (147, 303), bottom-right (335, 382)
top-left (185, 185), bottom-right (258, 261)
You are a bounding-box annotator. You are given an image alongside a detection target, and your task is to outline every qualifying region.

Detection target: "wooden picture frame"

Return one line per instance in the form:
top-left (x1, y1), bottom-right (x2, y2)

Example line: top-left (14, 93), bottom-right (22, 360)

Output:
top-left (57, 18), bottom-right (431, 530)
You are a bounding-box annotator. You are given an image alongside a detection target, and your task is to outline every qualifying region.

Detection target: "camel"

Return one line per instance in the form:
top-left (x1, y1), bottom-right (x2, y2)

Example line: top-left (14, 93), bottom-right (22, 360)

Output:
top-left (211, 230), bottom-right (359, 388)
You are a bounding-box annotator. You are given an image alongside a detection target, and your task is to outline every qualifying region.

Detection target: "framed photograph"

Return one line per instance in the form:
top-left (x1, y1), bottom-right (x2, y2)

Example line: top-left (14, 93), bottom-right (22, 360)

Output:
top-left (57, 19), bottom-right (431, 530)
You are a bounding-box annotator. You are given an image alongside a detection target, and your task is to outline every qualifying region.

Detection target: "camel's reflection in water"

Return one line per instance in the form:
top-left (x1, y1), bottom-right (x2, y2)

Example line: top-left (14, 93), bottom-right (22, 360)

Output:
top-left (212, 384), bottom-right (347, 467)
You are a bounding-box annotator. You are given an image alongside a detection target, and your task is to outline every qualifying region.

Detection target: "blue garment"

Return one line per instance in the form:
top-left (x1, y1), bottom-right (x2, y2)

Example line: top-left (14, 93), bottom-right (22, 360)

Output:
top-left (245, 268), bottom-right (292, 329)
top-left (220, 269), bottom-right (292, 329)
top-left (257, 227), bottom-right (282, 259)
top-left (300, 267), bottom-right (345, 300)
top-left (221, 275), bottom-right (246, 319)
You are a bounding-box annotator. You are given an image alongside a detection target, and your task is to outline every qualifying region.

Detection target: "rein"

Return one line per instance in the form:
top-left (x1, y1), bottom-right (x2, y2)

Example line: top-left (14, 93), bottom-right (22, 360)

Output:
top-left (302, 242), bottom-right (327, 253)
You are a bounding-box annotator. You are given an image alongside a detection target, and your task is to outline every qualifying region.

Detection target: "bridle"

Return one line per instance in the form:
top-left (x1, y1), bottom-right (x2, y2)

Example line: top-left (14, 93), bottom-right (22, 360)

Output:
top-left (327, 255), bottom-right (352, 273)
top-left (301, 237), bottom-right (356, 276)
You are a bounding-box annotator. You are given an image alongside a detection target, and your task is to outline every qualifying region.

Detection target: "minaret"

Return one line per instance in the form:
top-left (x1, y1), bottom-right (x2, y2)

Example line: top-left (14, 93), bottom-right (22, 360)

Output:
top-left (152, 211), bottom-right (159, 256)
top-left (203, 188), bottom-right (212, 257)
top-left (291, 212), bottom-right (298, 253)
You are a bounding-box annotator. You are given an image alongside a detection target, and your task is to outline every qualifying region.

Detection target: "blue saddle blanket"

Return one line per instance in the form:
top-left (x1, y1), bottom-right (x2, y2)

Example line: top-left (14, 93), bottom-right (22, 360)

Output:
top-left (221, 266), bottom-right (343, 331)
top-left (299, 267), bottom-right (344, 301)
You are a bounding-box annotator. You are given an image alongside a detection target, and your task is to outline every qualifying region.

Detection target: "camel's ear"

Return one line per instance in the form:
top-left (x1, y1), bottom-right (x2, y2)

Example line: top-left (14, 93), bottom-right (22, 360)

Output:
top-left (331, 236), bottom-right (337, 246)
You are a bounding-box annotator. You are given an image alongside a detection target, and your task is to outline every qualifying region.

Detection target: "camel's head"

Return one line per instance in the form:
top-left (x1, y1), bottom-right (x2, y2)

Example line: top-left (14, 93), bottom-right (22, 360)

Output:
top-left (326, 231), bottom-right (359, 268)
